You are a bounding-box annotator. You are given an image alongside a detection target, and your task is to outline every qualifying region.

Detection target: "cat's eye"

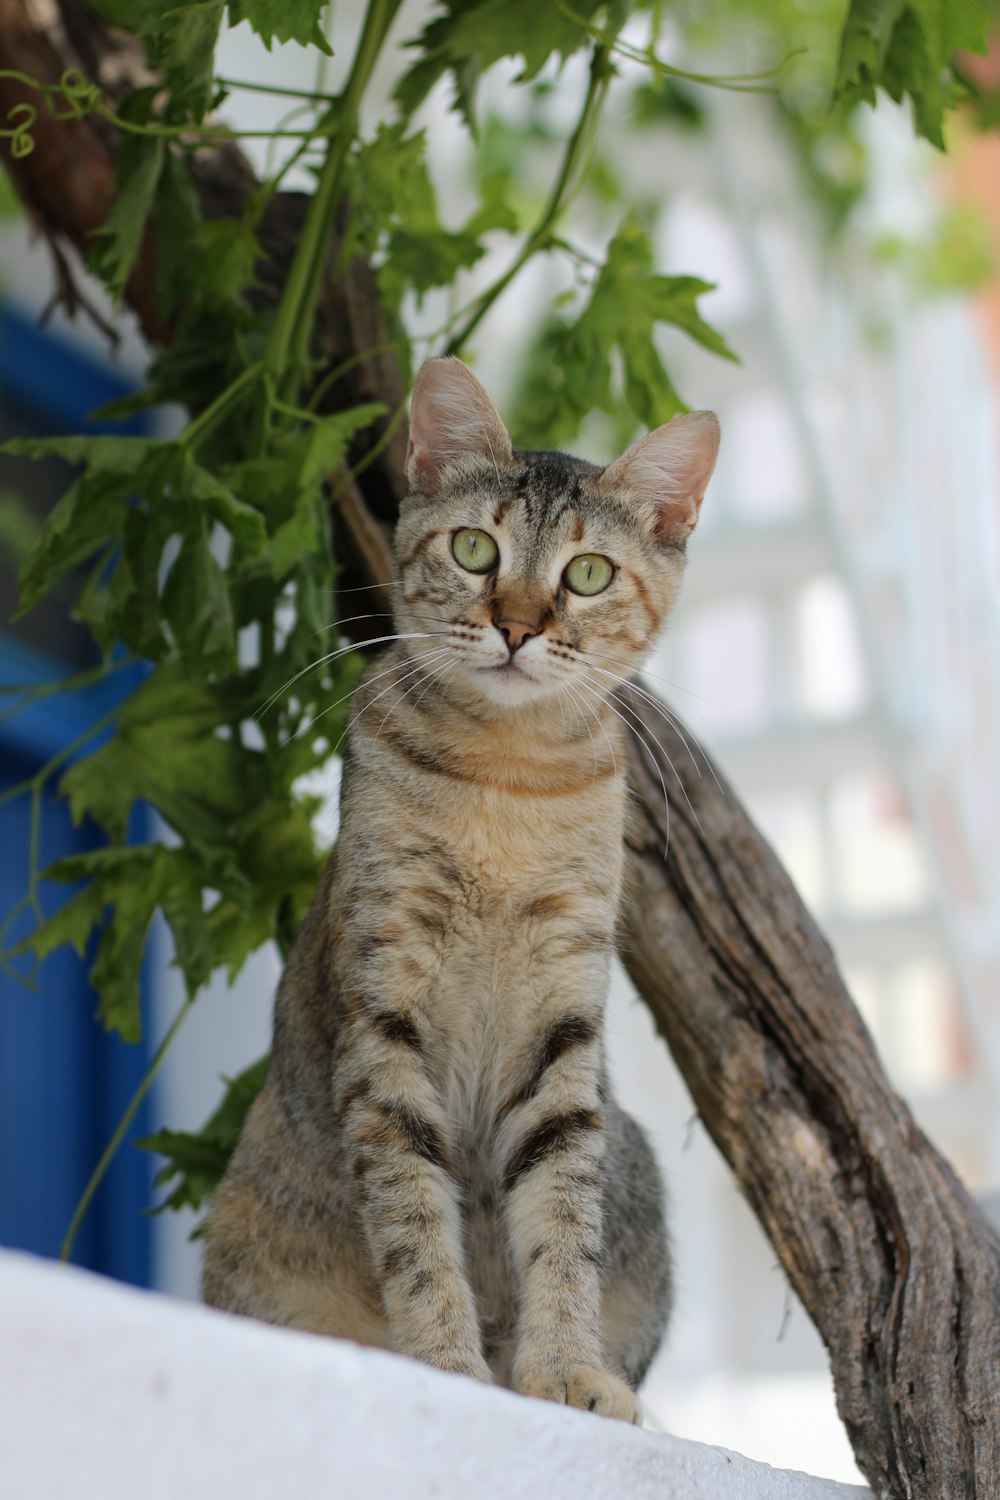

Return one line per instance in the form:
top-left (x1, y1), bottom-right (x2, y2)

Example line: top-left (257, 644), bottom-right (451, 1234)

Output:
top-left (564, 553), bottom-right (614, 596)
top-left (451, 528), bottom-right (498, 574)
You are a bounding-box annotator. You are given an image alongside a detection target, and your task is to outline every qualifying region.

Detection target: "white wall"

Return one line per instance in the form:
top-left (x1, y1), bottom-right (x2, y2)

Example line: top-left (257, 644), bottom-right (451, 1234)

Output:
top-left (0, 1248), bottom-right (873, 1500)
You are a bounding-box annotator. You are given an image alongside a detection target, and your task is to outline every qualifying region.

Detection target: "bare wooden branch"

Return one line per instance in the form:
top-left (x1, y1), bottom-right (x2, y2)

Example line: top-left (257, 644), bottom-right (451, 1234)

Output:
top-left (619, 683), bottom-right (1000, 1499)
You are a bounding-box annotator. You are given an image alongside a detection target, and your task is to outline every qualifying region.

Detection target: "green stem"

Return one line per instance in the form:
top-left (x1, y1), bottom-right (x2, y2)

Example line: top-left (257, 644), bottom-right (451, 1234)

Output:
top-left (180, 362), bottom-right (262, 452)
top-left (216, 76), bottom-right (340, 103)
top-left (0, 655), bottom-right (133, 721)
top-left (306, 339), bottom-right (404, 414)
top-left (0, 702), bottom-right (122, 814)
top-left (265, 0), bottom-right (405, 404)
top-left (332, 397), bottom-right (407, 497)
top-left (553, 2), bottom-right (799, 90)
top-left (444, 40), bottom-right (613, 356)
top-left (60, 998), bottom-right (195, 1265)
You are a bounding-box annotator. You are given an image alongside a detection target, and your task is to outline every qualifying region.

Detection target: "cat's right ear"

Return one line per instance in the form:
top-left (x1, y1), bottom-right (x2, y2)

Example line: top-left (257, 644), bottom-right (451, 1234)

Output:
top-left (405, 357), bottom-right (512, 498)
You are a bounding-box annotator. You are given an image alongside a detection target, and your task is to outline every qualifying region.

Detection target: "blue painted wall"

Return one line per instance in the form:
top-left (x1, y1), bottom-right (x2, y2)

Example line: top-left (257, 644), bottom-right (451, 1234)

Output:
top-left (0, 303), bottom-right (155, 1287)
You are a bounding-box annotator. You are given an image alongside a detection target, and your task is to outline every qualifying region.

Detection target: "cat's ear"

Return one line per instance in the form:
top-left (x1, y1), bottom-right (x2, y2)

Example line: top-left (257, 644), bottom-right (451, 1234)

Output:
top-left (600, 411), bottom-right (720, 545)
top-left (405, 357), bottom-right (512, 497)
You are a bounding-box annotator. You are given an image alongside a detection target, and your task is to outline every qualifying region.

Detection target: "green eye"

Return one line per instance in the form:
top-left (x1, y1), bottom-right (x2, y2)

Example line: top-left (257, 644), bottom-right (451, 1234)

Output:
top-left (564, 553), bottom-right (614, 596)
top-left (451, 528), bottom-right (498, 573)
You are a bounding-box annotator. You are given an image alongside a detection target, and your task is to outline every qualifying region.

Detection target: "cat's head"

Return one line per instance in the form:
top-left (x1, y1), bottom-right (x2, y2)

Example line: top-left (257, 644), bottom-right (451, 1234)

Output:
top-left (393, 357), bottom-right (718, 713)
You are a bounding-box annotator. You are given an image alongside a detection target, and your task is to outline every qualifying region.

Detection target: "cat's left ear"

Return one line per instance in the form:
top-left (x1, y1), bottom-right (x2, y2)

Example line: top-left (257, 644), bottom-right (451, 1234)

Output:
top-left (600, 411), bottom-right (720, 545)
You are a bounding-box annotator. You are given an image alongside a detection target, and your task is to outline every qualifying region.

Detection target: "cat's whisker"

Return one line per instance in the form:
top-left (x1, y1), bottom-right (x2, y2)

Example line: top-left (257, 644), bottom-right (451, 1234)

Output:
top-left (560, 672), bottom-right (618, 782)
top-left (282, 647), bottom-right (451, 752)
top-left (367, 651), bottom-right (455, 759)
top-left (257, 631), bottom-right (446, 719)
top-left (586, 682), bottom-right (672, 859)
top-left (600, 680), bottom-right (706, 847)
top-left (370, 652), bottom-right (463, 758)
top-left (584, 648), bottom-right (731, 793)
top-left (306, 610), bottom-right (394, 645)
top-left (410, 650), bottom-right (458, 717)
top-left (555, 677), bottom-right (598, 775)
top-left (319, 579), bottom-right (404, 595)
top-left (581, 658), bottom-right (727, 802)
top-left (584, 660), bottom-right (701, 767)
top-left (599, 687), bottom-right (677, 858)
top-left (576, 669), bottom-right (681, 855)
top-left (325, 650), bottom-right (454, 763)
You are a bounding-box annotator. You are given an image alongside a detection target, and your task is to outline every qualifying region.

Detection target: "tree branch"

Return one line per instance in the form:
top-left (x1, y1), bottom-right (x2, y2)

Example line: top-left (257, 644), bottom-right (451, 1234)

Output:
top-left (619, 683), bottom-right (1000, 1500)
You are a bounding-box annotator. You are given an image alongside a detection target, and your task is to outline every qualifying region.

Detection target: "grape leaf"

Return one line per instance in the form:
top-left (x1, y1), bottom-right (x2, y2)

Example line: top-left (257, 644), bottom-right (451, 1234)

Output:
top-left (396, 0), bottom-right (616, 128)
top-left (138, 1054), bottom-right (270, 1215)
top-left (91, 3), bottom-right (225, 119)
top-left (512, 215), bottom-right (736, 446)
top-left (90, 129), bottom-right (165, 301)
top-left (835, 0), bottom-right (989, 147)
top-left (162, 528), bottom-right (237, 666)
top-left (30, 844), bottom-right (216, 1039)
top-left (227, 0), bottom-right (332, 54)
top-left (352, 125), bottom-right (516, 306)
top-left (59, 663), bottom-right (267, 846)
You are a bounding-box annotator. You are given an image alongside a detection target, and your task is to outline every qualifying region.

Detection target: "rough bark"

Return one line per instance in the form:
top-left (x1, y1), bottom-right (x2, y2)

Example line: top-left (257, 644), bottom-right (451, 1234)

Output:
top-left (2, 7), bottom-right (999, 1497)
top-left (619, 686), bottom-right (1000, 1499)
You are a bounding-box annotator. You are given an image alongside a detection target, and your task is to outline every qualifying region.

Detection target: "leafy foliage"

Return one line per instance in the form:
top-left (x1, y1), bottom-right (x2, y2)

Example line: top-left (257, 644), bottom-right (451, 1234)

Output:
top-left (138, 1054), bottom-right (270, 1217)
top-left (512, 215), bottom-right (737, 447)
top-left (834, 0), bottom-right (990, 147)
top-left (397, 0), bottom-right (628, 131)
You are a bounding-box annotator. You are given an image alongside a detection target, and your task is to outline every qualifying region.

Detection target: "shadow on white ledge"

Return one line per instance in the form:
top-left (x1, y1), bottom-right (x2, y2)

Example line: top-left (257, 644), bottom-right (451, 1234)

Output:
top-left (0, 1249), bottom-right (872, 1500)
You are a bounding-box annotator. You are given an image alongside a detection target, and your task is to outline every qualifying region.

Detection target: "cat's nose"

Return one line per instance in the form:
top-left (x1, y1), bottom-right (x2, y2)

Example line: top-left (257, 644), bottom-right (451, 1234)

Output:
top-left (496, 619), bottom-right (538, 655)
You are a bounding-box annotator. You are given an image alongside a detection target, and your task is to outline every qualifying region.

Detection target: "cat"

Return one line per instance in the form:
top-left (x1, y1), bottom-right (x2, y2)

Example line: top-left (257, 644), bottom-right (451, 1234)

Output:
top-left (201, 356), bottom-right (719, 1423)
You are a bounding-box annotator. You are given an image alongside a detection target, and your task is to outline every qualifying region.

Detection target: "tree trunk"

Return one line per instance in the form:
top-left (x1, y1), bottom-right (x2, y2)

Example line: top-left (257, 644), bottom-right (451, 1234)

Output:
top-left (2, 7), bottom-right (999, 1496)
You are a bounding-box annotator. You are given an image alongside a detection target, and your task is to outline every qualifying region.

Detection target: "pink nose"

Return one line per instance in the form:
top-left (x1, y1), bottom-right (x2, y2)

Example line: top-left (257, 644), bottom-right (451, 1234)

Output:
top-left (497, 619), bottom-right (539, 654)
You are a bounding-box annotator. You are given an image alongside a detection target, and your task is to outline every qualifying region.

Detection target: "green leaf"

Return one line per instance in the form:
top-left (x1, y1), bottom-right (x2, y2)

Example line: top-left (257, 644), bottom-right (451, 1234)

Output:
top-left (157, 0), bottom-right (226, 118)
top-left (512, 215), bottom-right (736, 446)
top-left (300, 404), bottom-right (385, 491)
top-left (59, 662), bottom-right (267, 846)
top-left (464, 169), bottom-right (519, 238)
top-left (397, 0), bottom-right (612, 128)
top-left (227, 0), bottom-right (332, 53)
top-left (266, 404), bottom-right (384, 579)
top-left (31, 845), bottom-right (215, 1039)
top-left (92, 4), bottom-right (224, 120)
top-left (90, 129), bottom-right (165, 301)
top-left (835, 0), bottom-right (990, 147)
top-left (151, 149), bottom-right (204, 318)
top-left (353, 124), bottom-right (514, 306)
top-left (138, 1054), bottom-right (270, 1214)
top-left (162, 528), bottom-right (236, 665)
top-left (193, 217), bottom-right (263, 309)
top-left (180, 451), bottom-right (267, 551)
top-left (27, 881), bottom-right (108, 964)
top-left (10, 436), bottom-right (266, 630)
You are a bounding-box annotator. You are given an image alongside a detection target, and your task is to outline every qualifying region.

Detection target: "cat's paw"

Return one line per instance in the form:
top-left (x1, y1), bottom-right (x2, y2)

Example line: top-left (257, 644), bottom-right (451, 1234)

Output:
top-left (515, 1366), bottom-right (641, 1424)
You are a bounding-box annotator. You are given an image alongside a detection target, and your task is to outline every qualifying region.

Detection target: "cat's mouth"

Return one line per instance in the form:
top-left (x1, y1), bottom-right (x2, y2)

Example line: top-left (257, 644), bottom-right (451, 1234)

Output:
top-left (475, 657), bottom-right (546, 701)
top-left (481, 659), bottom-right (532, 680)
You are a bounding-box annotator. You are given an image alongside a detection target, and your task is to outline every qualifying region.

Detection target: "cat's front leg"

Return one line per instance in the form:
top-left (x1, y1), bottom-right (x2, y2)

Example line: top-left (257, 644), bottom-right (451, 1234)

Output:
top-left (336, 1004), bottom-right (490, 1383)
top-left (498, 997), bottom-right (642, 1424)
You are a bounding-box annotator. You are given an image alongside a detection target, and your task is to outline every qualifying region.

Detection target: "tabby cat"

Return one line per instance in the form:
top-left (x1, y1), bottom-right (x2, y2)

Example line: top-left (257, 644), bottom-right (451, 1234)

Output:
top-left (202, 356), bottom-right (720, 1424)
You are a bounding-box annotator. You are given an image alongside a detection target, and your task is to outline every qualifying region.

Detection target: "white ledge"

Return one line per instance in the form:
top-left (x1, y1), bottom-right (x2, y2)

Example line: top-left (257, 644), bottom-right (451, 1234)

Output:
top-left (0, 1249), bottom-right (872, 1500)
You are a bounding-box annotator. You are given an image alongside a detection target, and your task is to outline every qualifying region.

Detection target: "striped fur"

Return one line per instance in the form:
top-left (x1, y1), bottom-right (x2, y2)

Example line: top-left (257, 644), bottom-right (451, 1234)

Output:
top-left (202, 359), bottom-right (719, 1423)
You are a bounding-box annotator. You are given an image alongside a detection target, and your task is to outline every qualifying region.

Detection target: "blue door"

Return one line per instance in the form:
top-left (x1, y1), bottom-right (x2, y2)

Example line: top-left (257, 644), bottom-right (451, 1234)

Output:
top-left (0, 302), bottom-right (155, 1287)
